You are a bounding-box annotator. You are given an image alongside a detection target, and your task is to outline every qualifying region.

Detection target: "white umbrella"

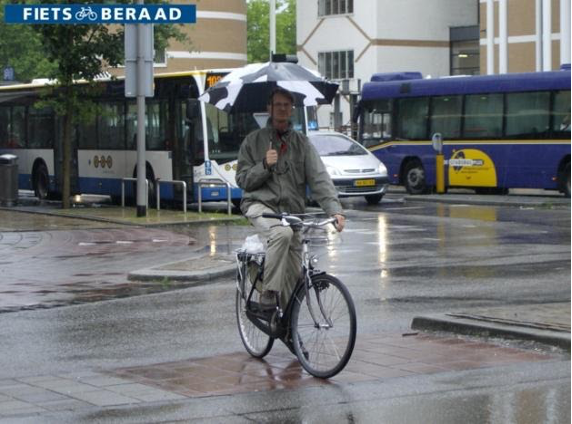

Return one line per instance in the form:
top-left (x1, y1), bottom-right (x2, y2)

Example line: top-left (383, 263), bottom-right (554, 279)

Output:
top-left (199, 61), bottom-right (338, 113)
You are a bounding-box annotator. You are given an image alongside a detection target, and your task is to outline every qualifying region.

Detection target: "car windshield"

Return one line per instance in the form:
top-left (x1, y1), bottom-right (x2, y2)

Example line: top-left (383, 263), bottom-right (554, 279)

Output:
top-left (309, 134), bottom-right (368, 156)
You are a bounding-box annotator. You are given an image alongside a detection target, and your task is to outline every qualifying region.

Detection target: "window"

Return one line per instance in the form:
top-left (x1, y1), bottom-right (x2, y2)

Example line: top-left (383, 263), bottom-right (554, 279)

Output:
top-left (450, 40), bottom-right (479, 75)
top-left (463, 94), bottom-right (503, 138)
top-left (318, 50), bottom-right (354, 80)
top-left (98, 102), bottom-right (125, 150)
top-left (318, 0), bottom-right (353, 16)
top-left (77, 117), bottom-right (97, 150)
top-left (361, 99), bottom-right (392, 148)
top-left (146, 100), bottom-right (168, 151)
top-left (11, 106), bottom-right (26, 148)
top-left (0, 106), bottom-right (11, 148)
top-left (430, 96), bottom-right (462, 139)
top-left (505, 91), bottom-right (550, 138)
top-left (552, 90), bottom-right (571, 136)
top-left (397, 97), bottom-right (429, 140)
top-left (309, 134), bottom-right (367, 156)
top-left (28, 106), bottom-right (54, 149)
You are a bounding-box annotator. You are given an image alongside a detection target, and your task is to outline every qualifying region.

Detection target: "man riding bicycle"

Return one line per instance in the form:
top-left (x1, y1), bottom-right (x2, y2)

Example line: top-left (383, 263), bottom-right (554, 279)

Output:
top-left (236, 87), bottom-right (345, 309)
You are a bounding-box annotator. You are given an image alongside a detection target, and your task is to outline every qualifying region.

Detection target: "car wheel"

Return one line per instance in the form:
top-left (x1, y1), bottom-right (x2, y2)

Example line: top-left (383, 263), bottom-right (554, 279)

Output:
top-left (404, 161), bottom-right (427, 194)
top-left (364, 194), bottom-right (383, 205)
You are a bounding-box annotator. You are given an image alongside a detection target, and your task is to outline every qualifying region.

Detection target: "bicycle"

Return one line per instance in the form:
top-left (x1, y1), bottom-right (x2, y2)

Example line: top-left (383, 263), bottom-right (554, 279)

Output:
top-left (235, 212), bottom-right (357, 379)
top-left (75, 7), bottom-right (98, 21)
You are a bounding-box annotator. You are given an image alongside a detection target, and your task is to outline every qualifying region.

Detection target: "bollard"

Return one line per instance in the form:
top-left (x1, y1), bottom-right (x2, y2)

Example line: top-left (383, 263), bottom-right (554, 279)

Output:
top-left (435, 154), bottom-right (445, 194)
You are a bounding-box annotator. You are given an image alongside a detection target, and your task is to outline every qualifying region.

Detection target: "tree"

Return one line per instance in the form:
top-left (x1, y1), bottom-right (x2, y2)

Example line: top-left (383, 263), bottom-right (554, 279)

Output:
top-left (29, 0), bottom-right (187, 209)
top-left (247, 0), bottom-right (296, 63)
top-left (0, 1), bottom-right (56, 82)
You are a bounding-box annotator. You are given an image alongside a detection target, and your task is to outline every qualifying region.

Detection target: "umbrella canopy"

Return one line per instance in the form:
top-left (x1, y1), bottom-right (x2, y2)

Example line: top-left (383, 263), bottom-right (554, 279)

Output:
top-left (199, 61), bottom-right (339, 113)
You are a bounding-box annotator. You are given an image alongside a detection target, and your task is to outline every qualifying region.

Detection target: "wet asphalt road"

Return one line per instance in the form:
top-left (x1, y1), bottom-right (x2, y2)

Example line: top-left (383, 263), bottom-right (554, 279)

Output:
top-left (0, 195), bottom-right (570, 422)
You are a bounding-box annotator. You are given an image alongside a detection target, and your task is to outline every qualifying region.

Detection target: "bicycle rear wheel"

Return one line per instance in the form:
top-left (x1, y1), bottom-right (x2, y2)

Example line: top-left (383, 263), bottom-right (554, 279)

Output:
top-left (291, 274), bottom-right (356, 378)
top-left (236, 270), bottom-right (274, 358)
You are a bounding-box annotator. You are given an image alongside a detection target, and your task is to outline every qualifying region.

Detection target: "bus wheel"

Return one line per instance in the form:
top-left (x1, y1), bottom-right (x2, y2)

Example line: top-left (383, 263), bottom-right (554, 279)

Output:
top-left (562, 162), bottom-right (571, 197)
top-left (404, 161), bottom-right (427, 194)
top-left (33, 164), bottom-right (49, 200)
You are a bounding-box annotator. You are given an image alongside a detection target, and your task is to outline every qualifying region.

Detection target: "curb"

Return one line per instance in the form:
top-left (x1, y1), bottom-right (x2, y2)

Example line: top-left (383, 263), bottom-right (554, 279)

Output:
top-left (0, 206), bottom-right (244, 228)
top-left (411, 314), bottom-right (571, 351)
top-left (128, 258), bottom-right (236, 283)
top-left (399, 195), bottom-right (570, 208)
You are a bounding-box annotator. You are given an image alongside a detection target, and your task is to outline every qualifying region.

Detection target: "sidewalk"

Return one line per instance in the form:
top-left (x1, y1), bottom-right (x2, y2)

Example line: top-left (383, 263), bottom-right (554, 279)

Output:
top-left (389, 187), bottom-right (571, 209)
top-left (411, 303), bottom-right (571, 352)
top-left (4, 192), bottom-right (244, 228)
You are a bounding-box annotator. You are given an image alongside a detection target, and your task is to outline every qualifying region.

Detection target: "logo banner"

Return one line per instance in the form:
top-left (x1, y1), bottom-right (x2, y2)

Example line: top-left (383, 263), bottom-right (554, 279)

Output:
top-left (4, 4), bottom-right (196, 24)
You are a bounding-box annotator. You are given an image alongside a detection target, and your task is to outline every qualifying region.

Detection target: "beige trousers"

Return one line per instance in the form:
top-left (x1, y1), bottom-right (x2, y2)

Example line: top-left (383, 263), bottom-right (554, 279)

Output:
top-left (244, 203), bottom-right (302, 307)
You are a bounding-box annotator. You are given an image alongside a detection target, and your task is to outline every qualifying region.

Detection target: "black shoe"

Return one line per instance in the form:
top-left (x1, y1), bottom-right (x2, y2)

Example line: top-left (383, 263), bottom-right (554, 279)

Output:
top-left (258, 290), bottom-right (278, 311)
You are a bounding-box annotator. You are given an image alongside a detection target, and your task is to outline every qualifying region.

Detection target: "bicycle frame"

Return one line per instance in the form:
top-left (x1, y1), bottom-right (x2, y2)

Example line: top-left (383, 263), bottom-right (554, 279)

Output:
top-left (236, 215), bottom-right (337, 340)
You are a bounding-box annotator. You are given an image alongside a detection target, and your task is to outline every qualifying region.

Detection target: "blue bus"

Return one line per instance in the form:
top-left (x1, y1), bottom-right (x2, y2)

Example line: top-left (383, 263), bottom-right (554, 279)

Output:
top-left (356, 68), bottom-right (571, 196)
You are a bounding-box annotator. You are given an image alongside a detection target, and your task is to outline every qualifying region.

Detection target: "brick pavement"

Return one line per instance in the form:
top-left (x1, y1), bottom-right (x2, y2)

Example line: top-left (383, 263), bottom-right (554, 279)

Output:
top-left (0, 227), bottom-right (195, 312)
top-left (0, 331), bottom-right (562, 418)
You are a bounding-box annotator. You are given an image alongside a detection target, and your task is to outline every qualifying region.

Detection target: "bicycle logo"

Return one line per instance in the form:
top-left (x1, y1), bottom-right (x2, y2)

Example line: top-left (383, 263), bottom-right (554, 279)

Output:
top-left (75, 6), bottom-right (97, 21)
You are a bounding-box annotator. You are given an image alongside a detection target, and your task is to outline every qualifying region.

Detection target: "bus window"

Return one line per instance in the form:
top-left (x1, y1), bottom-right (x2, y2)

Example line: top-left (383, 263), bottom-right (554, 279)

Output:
top-left (397, 97), bottom-right (428, 140)
top-left (126, 102), bottom-right (137, 149)
top-left (0, 106), bottom-right (10, 148)
top-left (98, 102), bottom-right (125, 150)
top-left (463, 93), bottom-right (503, 139)
top-left (147, 100), bottom-right (168, 151)
top-left (361, 99), bottom-right (392, 148)
top-left (77, 115), bottom-right (97, 149)
top-left (28, 106), bottom-right (54, 149)
top-left (552, 90), bottom-right (571, 135)
top-left (430, 95), bottom-right (462, 139)
top-left (11, 106), bottom-right (26, 148)
top-left (506, 91), bottom-right (550, 138)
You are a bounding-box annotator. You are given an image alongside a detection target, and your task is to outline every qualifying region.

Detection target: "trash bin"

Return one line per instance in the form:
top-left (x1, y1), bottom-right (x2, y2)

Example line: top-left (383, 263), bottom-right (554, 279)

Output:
top-left (0, 154), bottom-right (18, 206)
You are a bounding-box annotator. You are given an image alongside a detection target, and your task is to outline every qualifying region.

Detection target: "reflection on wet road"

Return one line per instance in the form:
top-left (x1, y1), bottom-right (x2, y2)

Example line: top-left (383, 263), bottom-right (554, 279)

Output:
top-left (0, 200), bottom-right (569, 318)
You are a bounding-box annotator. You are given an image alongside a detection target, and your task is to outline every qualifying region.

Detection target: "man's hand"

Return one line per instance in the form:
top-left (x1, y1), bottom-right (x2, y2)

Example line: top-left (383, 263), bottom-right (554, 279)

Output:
top-left (266, 147), bottom-right (278, 168)
top-left (333, 214), bottom-right (345, 232)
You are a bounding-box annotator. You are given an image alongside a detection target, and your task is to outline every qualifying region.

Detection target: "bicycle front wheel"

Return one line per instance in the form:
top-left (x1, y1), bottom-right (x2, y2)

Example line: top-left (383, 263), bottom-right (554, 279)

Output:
top-left (236, 271), bottom-right (274, 358)
top-left (291, 274), bottom-right (356, 378)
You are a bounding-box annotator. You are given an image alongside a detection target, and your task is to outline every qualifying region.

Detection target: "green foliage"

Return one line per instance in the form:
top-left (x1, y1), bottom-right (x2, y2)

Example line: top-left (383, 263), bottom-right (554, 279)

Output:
top-left (247, 0), bottom-right (296, 63)
top-left (0, 1), bottom-right (57, 82)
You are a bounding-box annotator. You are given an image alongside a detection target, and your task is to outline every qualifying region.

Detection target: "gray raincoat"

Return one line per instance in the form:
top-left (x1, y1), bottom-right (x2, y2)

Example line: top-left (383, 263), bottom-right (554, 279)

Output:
top-left (236, 123), bottom-right (343, 217)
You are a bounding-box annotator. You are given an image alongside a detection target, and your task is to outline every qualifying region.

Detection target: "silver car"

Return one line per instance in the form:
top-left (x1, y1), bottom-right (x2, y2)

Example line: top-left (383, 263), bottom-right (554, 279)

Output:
top-left (308, 131), bottom-right (389, 204)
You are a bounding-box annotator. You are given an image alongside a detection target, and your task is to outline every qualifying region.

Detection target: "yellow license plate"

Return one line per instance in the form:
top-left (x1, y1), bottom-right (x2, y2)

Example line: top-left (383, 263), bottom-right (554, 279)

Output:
top-left (354, 179), bottom-right (375, 187)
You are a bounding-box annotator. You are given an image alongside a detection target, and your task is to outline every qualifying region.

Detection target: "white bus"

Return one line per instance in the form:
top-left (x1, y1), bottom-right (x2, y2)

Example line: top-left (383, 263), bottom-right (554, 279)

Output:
top-left (0, 69), bottom-right (318, 205)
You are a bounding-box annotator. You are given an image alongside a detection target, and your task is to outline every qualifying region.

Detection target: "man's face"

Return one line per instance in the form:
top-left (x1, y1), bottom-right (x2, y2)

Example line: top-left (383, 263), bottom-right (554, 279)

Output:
top-left (268, 92), bottom-right (293, 124)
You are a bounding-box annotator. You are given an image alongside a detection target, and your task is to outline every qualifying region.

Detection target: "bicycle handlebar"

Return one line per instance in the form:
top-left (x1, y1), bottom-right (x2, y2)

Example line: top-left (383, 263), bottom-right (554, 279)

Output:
top-left (261, 213), bottom-right (338, 228)
top-left (261, 213), bottom-right (286, 220)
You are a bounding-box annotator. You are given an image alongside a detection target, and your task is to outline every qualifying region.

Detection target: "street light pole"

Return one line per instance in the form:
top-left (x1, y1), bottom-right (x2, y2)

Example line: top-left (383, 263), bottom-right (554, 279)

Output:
top-left (269, 0), bottom-right (276, 59)
top-left (136, 0), bottom-right (146, 217)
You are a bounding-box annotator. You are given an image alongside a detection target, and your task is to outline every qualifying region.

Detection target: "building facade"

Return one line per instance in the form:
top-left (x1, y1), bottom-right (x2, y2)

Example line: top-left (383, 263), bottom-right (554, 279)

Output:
top-left (297, 0), bottom-right (478, 129)
top-left (480, 0), bottom-right (571, 74)
top-left (109, 0), bottom-right (247, 77)
top-left (297, 0), bottom-right (570, 130)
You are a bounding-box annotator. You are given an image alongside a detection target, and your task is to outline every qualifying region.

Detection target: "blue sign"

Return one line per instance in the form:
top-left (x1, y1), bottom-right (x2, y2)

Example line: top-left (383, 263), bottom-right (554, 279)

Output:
top-left (4, 4), bottom-right (196, 24)
top-left (3, 67), bottom-right (14, 81)
top-left (205, 160), bottom-right (212, 176)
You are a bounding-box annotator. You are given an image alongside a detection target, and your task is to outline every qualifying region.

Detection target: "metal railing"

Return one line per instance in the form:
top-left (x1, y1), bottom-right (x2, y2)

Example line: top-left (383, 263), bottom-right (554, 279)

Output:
top-left (156, 179), bottom-right (187, 214)
top-left (121, 177), bottom-right (148, 208)
top-left (197, 177), bottom-right (232, 215)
